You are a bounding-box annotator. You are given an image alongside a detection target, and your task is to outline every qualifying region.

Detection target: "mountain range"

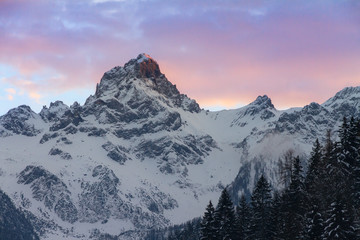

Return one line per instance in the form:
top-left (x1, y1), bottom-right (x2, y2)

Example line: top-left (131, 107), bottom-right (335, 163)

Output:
top-left (0, 53), bottom-right (360, 239)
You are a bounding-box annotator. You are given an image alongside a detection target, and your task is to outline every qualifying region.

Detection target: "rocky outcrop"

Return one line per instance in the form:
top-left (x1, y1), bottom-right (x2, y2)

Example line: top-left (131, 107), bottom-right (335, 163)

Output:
top-left (18, 166), bottom-right (78, 223)
top-left (0, 105), bottom-right (42, 136)
top-left (78, 165), bottom-right (169, 228)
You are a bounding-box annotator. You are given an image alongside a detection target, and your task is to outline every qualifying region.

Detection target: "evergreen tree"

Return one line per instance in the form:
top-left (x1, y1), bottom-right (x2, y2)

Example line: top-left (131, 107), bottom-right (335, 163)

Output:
top-left (304, 140), bottom-right (324, 240)
top-left (201, 201), bottom-right (216, 240)
top-left (304, 203), bottom-right (323, 240)
top-left (282, 156), bottom-right (306, 240)
top-left (323, 197), bottom-right (356, 240)
top-left (271, 191), bottom-right (285, 240)
top-left (234, 195), bottom-right (250, 240)
top-left (214, 189), bottom-right (236, 240)
top-left (322, 119), bottom-right (358, 239)
top-left (305, 139), bottom-right (322, 191)
top-left (249, 175), bottom-right (273, 240)
top-left (348, 118), bottom-right (360, 235)
top-left (321, 129), bottom-right (337, 215)
top-left (348, 118), bottom-right (360, 209)
top-left (337, 117), bottom-right (354, 176)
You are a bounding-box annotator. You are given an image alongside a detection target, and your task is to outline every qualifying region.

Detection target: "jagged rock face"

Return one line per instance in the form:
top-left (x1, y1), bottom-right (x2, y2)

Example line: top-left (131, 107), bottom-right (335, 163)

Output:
top-left (16, 165), bottom-right (173, 231)
top-left (34, 54), bottom-right (215, 171)
top-left (276, 102), bottom-right (334, 140)
top-left (40, 101), bottom-right (70, 122)
top-left (131, 53), bottom-right (162, 79)
top-left (78, 165), bottom-right (171, 228)
top-left (79, 165), bottom-right (123, 223)
top-left (79, 55), bottom-right (200, 144)
top-left (88, 53), bottom-right (200, 118)
top-left (102, 142), bottom-right (127, 164)
top-left (0, 105), bottom-right (42, 136)
top-left (17, 166), bottom-right (78, 223)
top-left (244, 95), bottom-right (275, 120)
top-left (42, 102), bottom-right (83, 132)
top-left (230, 95), bottom-right (277, 127)
top-left (323, 87), bottom-right (360, 108)
top-left (49, 147), bottom-right (72, 160)
top-left (323, 87), bottom-right (360, 119)
top-left (136, 135), bottom-right (218, 175)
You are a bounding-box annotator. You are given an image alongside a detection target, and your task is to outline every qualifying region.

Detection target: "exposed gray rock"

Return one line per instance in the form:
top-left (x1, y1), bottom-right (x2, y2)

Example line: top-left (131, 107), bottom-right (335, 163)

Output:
top-left (79, 165), bottom-right (169, 229)
top-left (102, 142), bottom-right (127, 164)
top-left (136, 184), bottom-right (178, 214)
top-left (0, 105), bottom-right (42, 136)
top-left (79, 126), bottom-right (107, 137)
top-left (56, 137), bottom-right (72, 144)
top-left (49, 148), bottom-right (72, 160)
top-left (18, 166), bottom-right (78, 223)
top-left (40, 132), bottom-right (59, 144)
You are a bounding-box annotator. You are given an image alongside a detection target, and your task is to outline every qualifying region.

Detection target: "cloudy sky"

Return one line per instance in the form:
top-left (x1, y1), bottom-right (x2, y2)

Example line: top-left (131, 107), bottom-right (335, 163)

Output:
top-left (0, 0), bottom-right (359, 115)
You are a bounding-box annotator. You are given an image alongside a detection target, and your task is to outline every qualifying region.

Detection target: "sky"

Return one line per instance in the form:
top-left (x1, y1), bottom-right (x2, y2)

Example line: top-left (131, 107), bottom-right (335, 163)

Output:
top-left (0, 0), bottom-right (359, 115)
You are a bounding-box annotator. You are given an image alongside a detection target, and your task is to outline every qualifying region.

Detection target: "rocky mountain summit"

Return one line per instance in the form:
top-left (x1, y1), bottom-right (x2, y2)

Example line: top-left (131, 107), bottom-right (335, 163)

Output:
top-left (0, 53), bottom-right (359, 239)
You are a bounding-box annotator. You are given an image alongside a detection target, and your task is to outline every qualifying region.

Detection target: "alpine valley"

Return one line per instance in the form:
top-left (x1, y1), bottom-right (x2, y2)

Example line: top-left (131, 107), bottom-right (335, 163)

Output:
top-left (0, 54), bottom-right (359, 239)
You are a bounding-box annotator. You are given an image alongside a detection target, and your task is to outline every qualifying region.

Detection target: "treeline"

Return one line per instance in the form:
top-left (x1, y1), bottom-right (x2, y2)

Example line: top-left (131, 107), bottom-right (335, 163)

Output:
top-left (200, 117), bottom-right (360, 240)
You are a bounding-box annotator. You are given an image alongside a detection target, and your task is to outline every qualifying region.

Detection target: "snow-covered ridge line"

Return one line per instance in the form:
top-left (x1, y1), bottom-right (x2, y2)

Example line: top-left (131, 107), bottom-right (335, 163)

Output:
top-left (0, 54), bottom-right (359, 239)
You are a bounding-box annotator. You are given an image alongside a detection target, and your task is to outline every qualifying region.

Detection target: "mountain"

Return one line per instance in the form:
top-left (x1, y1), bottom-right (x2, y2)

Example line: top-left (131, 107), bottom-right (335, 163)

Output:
top-left (0, 53), bottom-right (359, 239)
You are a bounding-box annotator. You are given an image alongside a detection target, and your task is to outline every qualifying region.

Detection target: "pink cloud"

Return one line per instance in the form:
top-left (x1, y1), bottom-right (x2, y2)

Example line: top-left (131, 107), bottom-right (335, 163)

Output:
top-left (0, 0), bottom-right (359, 113)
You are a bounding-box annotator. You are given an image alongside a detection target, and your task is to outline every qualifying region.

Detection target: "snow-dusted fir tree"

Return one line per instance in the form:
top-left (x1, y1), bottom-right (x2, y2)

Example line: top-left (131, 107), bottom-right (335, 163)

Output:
top-left (323, 197), bottom-right (356, 240)
top-left (305, 139), bottom-right (322, 192)
top-left (348, 118), bottom-right (360, 209)
top-left (304, 139), bottom-right (324, 240)
top-left (200, 201), bottom-right (216, 240)
top-left (249, 175), bottom-right (273, 240)
top-left (214, 189), bottom-right (236, 240)
top-left (282, 156), bottom-right (306, 239)
top-left (322, 118), bottom-right (357, 240)
top-left (304, 203), bottom-right (323, 240)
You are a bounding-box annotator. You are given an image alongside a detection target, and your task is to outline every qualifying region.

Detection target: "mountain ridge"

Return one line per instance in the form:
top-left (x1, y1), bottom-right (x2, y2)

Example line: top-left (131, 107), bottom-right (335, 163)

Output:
top-left (0, 54), bottom-right (360, 239)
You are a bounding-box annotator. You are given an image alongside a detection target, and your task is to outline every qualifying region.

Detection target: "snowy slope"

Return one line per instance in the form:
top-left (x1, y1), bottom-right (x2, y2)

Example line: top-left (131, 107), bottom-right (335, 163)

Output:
top-left (0, 54), bottom-right (359, 239)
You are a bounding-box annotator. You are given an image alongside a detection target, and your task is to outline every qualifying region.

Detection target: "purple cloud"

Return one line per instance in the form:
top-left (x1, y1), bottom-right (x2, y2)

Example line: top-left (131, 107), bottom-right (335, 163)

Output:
top-left (0, 0), bottom-right (359, 114)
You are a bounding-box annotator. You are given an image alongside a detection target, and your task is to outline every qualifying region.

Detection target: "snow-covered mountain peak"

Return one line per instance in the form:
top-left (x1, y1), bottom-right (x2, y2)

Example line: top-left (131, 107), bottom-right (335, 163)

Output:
top-left (40, 101), bottom-right (70, 122)
top-left (235, 95), bottom-right (276, 120)
top-left (250, 95), bottom-right (275, 109)
top-left (123, 53), bottom-right (162, 79)
top-left (3, 105), bottom-right (36, 119)
top-left (323, 86), bottom-right (360, 107)
top-left (322, 86), bottom-right (360, 118)
top-left (332, 86), bottom-right (360, 98)
top-left (136, 53), bottom-right (154, 63)
top-left (87, 54), bottom-right (200, 117)
top-left (0, 105), bottom-right (43, 137)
